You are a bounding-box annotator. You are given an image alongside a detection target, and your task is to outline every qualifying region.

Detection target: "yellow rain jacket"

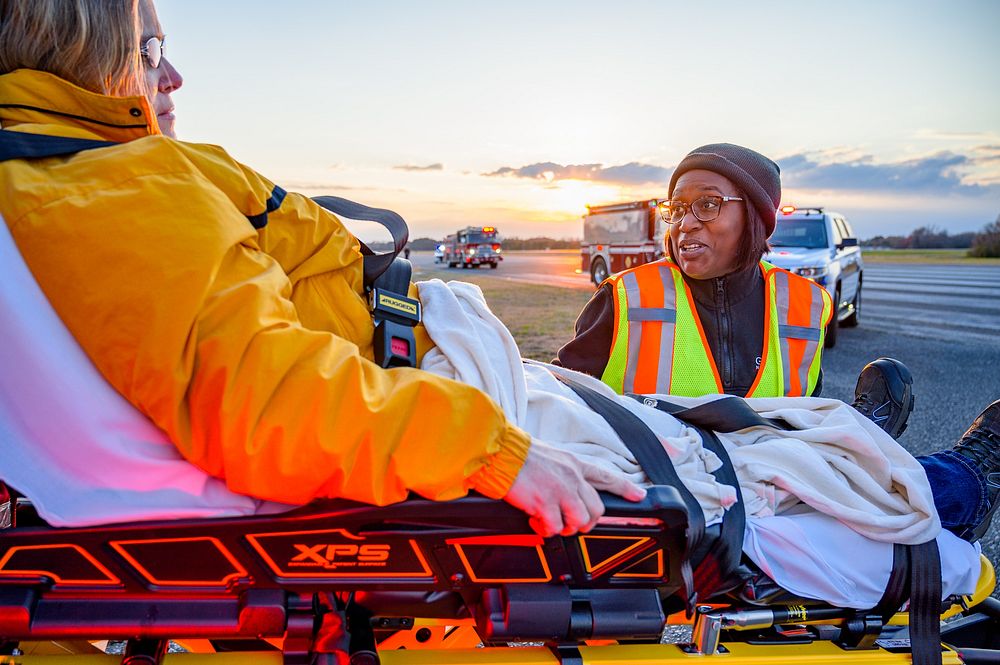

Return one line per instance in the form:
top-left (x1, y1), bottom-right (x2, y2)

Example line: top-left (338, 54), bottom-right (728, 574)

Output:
top-left (0, 69), bottom-right (530, 506)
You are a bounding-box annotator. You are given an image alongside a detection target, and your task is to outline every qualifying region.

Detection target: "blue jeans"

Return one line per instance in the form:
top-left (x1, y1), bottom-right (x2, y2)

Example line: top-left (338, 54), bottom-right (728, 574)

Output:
top-left (918, 450), bottom-right (990, 537)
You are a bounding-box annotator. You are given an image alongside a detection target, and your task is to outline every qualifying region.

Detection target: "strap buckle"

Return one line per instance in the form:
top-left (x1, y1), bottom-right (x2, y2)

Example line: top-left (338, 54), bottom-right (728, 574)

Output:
top-left (369, 288), bottom-right (420, 369)
top-left (370, 288), bottom-right (420, 326)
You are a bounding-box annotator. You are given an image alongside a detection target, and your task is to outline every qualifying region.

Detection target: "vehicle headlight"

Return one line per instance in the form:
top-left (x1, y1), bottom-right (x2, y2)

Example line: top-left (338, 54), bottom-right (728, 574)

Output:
top-left (794, 266), bottom-right (828, 278)
top-left (467, 248), bottom-right (476, 256)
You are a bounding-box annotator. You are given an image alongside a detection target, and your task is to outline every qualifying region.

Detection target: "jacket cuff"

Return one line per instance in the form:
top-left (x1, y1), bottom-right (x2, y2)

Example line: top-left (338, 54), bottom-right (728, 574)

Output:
top-left (468, 424), bottom-right (531, 499)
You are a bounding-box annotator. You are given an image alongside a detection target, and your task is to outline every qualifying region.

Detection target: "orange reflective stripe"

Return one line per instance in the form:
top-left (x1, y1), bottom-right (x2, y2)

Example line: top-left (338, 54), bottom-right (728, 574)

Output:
top-left (632, 262), bottom-right (666, 394)
top-left (620, 271), bottom-right (643, 392)
top-left (746, 265), bottom-right (776, 397)
top-left (786, 274), bottom-right (813, 396)
top-left (768, 269), bottom-right (828, 397)
top-left (654, 265), bottom-right (678, 394)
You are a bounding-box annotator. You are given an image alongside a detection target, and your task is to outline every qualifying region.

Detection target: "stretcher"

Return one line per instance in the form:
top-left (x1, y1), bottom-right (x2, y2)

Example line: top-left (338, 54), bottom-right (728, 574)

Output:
top-left (1, 132), bottom-right (997, 663)
top-left (1, 486), bottom-right (997, 665)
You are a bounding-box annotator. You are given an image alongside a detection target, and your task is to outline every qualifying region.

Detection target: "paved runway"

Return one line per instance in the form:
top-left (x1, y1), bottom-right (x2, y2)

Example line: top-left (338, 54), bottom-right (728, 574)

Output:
top-left (860, 263), bottom-right (1000, 347)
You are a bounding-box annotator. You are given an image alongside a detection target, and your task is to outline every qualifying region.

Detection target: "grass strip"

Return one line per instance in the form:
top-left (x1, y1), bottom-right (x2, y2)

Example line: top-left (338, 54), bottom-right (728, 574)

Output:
top-left (413, 267), bottom-right (592, 361)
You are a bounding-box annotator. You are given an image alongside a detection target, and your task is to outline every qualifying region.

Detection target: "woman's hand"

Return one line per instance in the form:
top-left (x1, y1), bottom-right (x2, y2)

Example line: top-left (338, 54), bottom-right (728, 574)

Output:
top-left (504, 439), bottom-right (646, 537)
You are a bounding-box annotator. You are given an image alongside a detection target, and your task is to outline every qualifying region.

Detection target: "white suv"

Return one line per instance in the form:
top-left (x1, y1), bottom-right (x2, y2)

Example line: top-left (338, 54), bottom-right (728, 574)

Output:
top-left (763, 206), bottom-right (863, 348)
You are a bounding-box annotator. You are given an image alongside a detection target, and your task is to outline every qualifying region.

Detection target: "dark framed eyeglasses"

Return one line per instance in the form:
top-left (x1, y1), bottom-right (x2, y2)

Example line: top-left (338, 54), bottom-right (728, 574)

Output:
top-left (140, 36), bottom-right (165, 69)
top-left (658, 195), bottom-right (744, 225)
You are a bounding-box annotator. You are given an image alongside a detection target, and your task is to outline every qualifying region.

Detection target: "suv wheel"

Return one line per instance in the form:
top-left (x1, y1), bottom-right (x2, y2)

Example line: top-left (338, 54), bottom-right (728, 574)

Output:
top-left (824, 285), bottom-right (840, 349)
top-left (591, 257), bottom-right (609, 286)
top-left (842, 276), bottom-right (861, 328)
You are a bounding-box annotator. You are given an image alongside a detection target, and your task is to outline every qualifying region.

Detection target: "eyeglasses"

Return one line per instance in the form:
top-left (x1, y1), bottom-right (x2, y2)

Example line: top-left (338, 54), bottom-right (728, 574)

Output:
top-left (140, 36), bottom-right (165, 69)
top-left (658, 195), bottom-right (744, 225)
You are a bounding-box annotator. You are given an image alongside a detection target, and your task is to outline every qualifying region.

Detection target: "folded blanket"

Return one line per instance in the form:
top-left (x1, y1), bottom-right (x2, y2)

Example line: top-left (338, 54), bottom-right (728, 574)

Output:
top-left (417, 278), bottom-right (940, 545)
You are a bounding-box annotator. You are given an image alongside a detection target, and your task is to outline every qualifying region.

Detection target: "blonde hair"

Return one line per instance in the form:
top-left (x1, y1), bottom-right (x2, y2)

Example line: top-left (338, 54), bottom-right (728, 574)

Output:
top-left (0, 0), bottom-right (144, 97)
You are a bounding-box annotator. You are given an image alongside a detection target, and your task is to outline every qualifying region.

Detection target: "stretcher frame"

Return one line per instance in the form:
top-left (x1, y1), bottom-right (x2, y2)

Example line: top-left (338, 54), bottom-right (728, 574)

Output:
top-left (1, 488), bottom-right (997, 665)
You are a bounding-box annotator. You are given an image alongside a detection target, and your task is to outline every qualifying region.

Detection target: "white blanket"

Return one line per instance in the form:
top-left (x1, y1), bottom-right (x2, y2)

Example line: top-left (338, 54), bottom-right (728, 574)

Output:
top-left (416, 279), bottom-right (981, 608)
top-left (417, 278), bottom-right (940, 544)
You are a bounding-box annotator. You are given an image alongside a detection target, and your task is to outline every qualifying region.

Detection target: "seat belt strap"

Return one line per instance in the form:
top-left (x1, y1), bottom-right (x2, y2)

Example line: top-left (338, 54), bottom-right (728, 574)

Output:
top-left (681, 428), bottom-right (745, 596)
top-left (907, 540), bottom-right (943, 665)
top-left (632, 398), bottom-right (747, 596)
top-left (311, 195), bottom-right (409, 289)
top-left (873, 543), bottom-right (911, 623)
top-left (552, 372), bottom-right (704, 611)
top-left (630, 394), bottom-right (794, 433)
top-left (310, 196), bottom-right (419, 368)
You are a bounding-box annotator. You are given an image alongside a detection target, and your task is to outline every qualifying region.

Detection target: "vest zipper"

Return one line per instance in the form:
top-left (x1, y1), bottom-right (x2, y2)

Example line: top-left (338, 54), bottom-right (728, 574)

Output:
top-left (716, 277), bottom-right (733, 389)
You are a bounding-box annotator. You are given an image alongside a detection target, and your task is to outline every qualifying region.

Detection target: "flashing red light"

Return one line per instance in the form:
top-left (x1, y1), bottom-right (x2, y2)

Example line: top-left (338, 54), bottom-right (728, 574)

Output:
top-left (492, 243), bottom-right (501, 250)
top-left (780, 205), bottom-right (796, 215)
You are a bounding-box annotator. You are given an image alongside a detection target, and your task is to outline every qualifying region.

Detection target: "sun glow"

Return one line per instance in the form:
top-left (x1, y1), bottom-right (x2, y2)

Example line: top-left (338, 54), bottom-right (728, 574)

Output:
top-left (530, 179), bottom-right (622, 218)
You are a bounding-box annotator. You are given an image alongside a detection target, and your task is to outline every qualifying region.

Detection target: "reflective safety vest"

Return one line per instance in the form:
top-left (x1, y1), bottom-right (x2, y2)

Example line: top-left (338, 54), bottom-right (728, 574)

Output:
top-left (601, 259), bottom-right (833, 397)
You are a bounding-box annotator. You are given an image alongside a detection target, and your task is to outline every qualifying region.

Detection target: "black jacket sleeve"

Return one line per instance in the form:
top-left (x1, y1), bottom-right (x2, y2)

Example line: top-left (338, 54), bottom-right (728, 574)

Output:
top-left (552, 283), bottom-right (616, 379)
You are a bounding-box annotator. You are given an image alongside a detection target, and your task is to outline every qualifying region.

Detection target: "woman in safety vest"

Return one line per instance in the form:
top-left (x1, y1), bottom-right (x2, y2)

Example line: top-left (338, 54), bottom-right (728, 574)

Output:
top-left (0, 0), bottom-right (645, 539)
top-left (555, 143), bottom-right (914, 436)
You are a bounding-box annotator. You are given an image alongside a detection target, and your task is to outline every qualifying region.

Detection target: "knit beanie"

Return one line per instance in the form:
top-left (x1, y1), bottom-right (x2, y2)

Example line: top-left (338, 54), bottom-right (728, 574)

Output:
top-left (667, 143), bottom-right (781, 236)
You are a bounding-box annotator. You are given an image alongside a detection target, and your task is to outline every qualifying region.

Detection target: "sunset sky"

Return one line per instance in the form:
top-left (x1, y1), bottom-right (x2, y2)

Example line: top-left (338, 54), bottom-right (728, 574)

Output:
top-left (158, 0), bottom-right (1000, 242)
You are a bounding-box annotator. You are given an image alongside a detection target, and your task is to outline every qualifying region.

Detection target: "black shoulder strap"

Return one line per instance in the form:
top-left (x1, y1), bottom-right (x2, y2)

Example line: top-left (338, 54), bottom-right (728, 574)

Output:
top-left (311, 195), bottom-right (409, 290)
top-left (0, 130), bottom-right (115, 161)
top-left (874, 543), bottom-right (911, 623)
top-left (308, 198), bottom-right (416, 368)
top-left (631, 394), bottom-right (794, 433)
top-left (629, 395), bottom-right (748, 596)
top-left (551, 372), bottom-right (704, 610)
top-left (686, 428), bottom-right (746, 596)
top-left (907, 541), bottom-right (943, 665)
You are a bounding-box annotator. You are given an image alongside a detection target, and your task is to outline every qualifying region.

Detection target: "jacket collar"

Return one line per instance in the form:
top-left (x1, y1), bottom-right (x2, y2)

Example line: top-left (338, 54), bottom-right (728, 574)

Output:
top-left (0, 69), bottom-right (159, 143)
top-left (683, 260), bottom-right (763, 309)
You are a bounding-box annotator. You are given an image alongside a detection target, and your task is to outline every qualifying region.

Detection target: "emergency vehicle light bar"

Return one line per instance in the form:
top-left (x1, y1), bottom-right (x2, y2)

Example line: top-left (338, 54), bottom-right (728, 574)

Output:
top-left (779, 205), bottom-right (824, 216)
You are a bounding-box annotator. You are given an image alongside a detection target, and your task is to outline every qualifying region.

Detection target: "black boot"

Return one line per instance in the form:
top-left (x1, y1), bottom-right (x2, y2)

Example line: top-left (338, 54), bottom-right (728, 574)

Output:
top-left (851, 358), bottom-right (915, 439)
top-left (953, 399), bottom-right (1000, 542)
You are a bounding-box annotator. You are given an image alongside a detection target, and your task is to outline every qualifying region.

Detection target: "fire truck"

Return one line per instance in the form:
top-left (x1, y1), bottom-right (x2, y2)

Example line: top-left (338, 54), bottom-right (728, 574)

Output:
top-left (581, 199), bottom-right (665, 285)
top-left (442, 226), bottom-right (503, 269)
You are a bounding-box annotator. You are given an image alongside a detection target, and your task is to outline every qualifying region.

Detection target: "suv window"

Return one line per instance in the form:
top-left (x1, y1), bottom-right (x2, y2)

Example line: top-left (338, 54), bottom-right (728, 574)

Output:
top-left (770, 218), bottom-right (828, 249)
top-left (829, 215), bottom-right (844, 245)
top-left (836, 217), bottom-right (854, 240)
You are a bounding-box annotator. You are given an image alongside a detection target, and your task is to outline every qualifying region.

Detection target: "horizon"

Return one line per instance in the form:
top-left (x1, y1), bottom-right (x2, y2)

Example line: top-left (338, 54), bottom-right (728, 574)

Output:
top-left (157, 1), bottom-right (1000, 244)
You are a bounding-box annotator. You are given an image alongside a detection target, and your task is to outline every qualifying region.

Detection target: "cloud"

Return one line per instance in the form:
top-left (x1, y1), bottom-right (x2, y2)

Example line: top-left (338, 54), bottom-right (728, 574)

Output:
top-left (393, 163), bottom-right (444, 172)
top-left (483, 147), bottom-right (1000, 196)
top-left (482, 161), bottom-right (670, 185)
top-left (778, 150), bottom-right (999, 195)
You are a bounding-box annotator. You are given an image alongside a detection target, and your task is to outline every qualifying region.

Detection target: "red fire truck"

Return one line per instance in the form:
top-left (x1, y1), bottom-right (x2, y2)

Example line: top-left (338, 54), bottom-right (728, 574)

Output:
top-left (441, 226), bottom-right (503, 269)
top-left (580, 199), bottom-right (665, 286)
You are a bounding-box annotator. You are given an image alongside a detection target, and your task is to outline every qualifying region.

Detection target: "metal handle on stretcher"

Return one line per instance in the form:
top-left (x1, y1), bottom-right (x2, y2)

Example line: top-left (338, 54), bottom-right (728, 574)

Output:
top-left (598, 485), bottom-right (689, 526)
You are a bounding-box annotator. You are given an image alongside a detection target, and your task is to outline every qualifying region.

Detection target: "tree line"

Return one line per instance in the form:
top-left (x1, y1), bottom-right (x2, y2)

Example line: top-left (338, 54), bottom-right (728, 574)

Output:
top-left (864, 215), bottom-right (1000, 257)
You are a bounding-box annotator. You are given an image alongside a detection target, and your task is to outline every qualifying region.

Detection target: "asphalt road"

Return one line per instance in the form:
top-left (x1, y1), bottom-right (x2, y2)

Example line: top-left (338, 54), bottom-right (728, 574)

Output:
top-left (414, 251), bottom-right (1000, 560)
